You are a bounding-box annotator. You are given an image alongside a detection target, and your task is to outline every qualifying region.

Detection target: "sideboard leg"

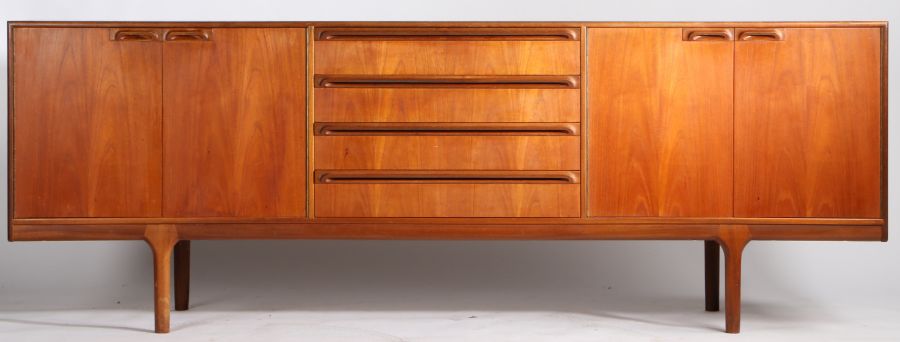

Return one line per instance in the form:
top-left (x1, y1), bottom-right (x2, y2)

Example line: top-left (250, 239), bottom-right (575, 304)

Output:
top-left (174, 240), bottom-right (191, 311)
top-left (719, 226), bottom-right (751, 334)
top-left (144, 225), bottom-right (179, 334)
top-left (704, 240), bottom-right (720, 312)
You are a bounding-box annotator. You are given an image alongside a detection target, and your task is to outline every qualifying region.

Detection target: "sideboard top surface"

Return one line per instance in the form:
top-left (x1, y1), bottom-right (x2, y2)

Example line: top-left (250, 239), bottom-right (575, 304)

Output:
top-left (6, 21), bottom-right (889, 29)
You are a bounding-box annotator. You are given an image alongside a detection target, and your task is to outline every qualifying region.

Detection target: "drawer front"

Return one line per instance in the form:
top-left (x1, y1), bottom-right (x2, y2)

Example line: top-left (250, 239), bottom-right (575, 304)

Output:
top-left (314, 27), bottom-right (580, 75)
top-left (315, 171), bottom-right (580, 217)
top-left (315, 88), bottom-right (580, 122)
top-left (316, 181), bottom-right (580, 218)
top-left (316, 135), bottom-right (580, 170)
top-left (316, 184), bottom-right (580, 217)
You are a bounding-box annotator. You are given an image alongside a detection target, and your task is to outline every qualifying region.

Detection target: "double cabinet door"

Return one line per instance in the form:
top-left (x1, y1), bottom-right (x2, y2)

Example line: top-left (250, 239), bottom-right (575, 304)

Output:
top-left (588, 27), bottom-right (881, 218)
top-left (12, 27), bottom-right (307, 218)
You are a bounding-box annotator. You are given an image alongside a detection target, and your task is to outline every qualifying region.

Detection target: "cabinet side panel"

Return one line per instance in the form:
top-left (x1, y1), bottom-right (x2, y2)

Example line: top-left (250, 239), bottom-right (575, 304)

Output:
top-left (12, 28), bottom-right (163, 218)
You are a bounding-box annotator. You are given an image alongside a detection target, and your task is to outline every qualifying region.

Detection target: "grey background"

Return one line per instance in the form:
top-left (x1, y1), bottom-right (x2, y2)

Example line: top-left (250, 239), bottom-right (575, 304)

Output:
top-left (1, 0), bottom-right (897, 324)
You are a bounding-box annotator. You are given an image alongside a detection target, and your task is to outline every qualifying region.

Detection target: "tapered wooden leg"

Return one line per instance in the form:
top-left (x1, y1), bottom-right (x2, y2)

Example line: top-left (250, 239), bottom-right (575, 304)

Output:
top-left (174, 240), bottom-right (191, 311)
top-left (704, 240), bottom-right (720, 312)
top-left (719, 225), bottom-right (751, 334)
top-left (144, 225), bottom-right (179, 334)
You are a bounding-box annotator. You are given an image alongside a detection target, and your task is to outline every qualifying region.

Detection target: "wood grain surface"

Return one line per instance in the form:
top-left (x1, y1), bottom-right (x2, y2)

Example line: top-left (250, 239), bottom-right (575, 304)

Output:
top-left (162, 28), bottom-right (307, 217)
top-left (315, 88), bottom-right (580, 122)
top-left (12, 28), bottom-right (163, 218)
top-left (315, 40), bottom-right (580, 75)
top-left (316, 184), bottom-right (580, 217)
top-left (315, 136), bottom-right (580, 170)
top-left (587, 28), bottom-right (734, 217)
top-left (734, 28), bottom-right (881, 218)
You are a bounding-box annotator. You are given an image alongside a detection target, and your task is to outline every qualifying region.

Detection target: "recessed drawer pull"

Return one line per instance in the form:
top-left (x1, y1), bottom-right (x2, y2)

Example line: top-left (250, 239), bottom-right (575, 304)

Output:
top-left (315, 27), bottom-right (580, 41)
top-left (314, 75), bottom-right (580, 89)
top-left (314, 123), bottom-right (580, 136)
top-left (737, 29), bottom-right (785, 41)
top-left (111, 29), bottom-right (161, 41)
top-left (682, 28), bottom-right (734, 41)
top-left (315, 171), bottom-right (581, 184)
top-left (165, 29), bottom-right (213, 41)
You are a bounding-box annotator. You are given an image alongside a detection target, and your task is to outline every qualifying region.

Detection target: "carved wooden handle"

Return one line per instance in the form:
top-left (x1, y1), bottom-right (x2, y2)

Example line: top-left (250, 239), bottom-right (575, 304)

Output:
top-left (314, 75), bottom-right (580, 89)
top-left (315, 171), bottom-right (581, 184)
top-left (315, 27), bottom-right (580, 41)
top-left (683, 29), bottom-right (734, 41)
top-left (737, 29), bottom-right (784, 41)
top-left (314, 123), bottom-right (580, 136)
top-left (111, 29), bottom-right (161, 41)
top-left (165, 29), bottom-right (212, 41)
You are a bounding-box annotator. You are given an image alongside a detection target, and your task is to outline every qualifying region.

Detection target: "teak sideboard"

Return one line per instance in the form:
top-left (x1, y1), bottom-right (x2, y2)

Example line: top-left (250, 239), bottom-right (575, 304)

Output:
top-left (6, 21), bottom-right (888, 334)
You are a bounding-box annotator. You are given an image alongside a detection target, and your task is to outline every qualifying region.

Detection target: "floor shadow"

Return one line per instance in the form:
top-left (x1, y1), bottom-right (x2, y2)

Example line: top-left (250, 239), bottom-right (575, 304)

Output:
top-left (0, 317), bottom-right (151, 333)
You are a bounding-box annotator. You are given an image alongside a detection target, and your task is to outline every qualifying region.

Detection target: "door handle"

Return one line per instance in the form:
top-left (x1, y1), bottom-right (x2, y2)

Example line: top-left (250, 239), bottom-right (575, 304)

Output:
top-left (737, 29), bottom-right (784, 41)
top-left (165, 29), bottom-right (212, 41)
top-left (111, 29), bottom-right (161, 41)
top-left (682, 28), bottom-right (734, 41)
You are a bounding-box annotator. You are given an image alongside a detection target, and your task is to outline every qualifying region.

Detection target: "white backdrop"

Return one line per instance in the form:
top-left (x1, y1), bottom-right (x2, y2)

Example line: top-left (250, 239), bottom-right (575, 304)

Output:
top-left (1, 0), bottom-right (898, 337)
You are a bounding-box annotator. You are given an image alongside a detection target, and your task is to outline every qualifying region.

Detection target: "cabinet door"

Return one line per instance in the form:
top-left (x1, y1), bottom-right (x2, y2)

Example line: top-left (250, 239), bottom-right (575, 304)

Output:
top-left (13, 28), bottom-right (162, 218)
top-left (587, 28), bottom-right (734, 217)
top-left (163, 28), bottom-right (307, 217)
top-left (734, 28), bottom-right (881, 218)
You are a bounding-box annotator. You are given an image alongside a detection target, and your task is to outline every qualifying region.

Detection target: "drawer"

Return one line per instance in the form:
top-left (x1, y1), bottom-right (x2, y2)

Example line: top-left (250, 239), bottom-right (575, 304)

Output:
top-left (314, 123), bottom-right (581, 170)
top-left (315, 87), bottom-right (580, 122)
top-left (314, 170), bottom-right (581, 217)
top-left (314, 27), bottom-right (581, 75)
